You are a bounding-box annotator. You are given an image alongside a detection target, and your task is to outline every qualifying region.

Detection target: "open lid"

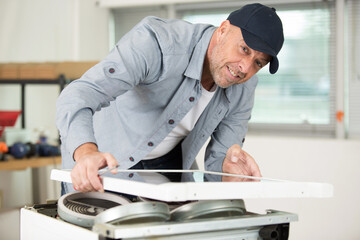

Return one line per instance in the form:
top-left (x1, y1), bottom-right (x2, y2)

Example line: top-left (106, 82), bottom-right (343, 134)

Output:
top-left (51, 169), bottom-right (333, 202)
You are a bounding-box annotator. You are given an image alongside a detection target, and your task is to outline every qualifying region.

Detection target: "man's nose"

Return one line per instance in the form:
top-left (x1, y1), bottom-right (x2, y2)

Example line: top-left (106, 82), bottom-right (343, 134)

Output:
top-left (238, 58), bottom-right (252, 73)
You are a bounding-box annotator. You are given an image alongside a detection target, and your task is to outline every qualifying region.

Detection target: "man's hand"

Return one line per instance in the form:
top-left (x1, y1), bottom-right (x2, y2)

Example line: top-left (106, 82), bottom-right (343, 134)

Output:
top-left (71, 143), bottom-right (118, 192)
top-left (222, 144), bottom-right (261, 182)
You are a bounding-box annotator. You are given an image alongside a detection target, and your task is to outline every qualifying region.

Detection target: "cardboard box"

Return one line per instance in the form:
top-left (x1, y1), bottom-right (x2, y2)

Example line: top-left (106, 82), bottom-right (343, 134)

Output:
top-left (56, 61), bottom-right (99, 80)
top-left (0, 64), bottom-right (19, 79)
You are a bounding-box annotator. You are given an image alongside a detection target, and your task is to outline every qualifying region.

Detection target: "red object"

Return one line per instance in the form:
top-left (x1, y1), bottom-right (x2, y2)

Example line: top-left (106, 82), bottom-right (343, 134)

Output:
top-left (0, 111), bottom-right (22, 138)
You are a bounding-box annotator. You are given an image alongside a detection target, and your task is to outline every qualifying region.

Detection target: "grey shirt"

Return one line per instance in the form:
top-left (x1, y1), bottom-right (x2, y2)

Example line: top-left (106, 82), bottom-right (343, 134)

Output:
top-left (56, 16), bottom-right (258, 191)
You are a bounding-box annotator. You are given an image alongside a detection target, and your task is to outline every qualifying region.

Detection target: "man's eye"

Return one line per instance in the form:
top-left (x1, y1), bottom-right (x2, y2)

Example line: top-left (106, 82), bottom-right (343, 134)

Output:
top-left (256, 61), bottom-right (263, 68)
top-left (242, 46), bottom-right (248, 53)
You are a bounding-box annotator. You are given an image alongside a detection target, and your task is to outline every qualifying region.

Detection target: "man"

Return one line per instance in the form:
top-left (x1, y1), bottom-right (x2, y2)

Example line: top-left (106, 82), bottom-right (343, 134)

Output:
top-left (56, 3), bottom-right (284, 194)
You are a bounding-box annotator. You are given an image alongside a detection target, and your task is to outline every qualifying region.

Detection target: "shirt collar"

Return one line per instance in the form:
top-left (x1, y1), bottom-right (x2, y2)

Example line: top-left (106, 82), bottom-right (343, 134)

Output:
top-left (184, 26), bottom-right (216, 81)
top-left (183, 26), bottom-right (235, 103)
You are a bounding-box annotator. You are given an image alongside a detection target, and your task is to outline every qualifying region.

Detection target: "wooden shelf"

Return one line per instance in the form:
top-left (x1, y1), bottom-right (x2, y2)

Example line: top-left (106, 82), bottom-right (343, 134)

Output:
top-left (0, 79), bottom-right (62, 84)
top-left (0, 75), bottom-right (67, 128)
top-left (0, 156), bottom-right (61, 171)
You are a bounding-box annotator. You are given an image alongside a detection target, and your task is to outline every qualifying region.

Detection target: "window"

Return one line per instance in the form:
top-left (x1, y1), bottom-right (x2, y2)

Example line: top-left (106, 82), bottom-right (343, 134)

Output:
top-left (346, 0), bottom-right (360, 138)
top-left (180, 2), bottom-right (336, 137)
top-left (111, 1), bottom-right (360, 138)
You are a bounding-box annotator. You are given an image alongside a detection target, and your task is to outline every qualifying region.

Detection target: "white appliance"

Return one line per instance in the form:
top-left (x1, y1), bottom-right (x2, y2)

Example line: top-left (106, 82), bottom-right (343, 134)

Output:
top-left (20, 169), bottom-right (333, 240)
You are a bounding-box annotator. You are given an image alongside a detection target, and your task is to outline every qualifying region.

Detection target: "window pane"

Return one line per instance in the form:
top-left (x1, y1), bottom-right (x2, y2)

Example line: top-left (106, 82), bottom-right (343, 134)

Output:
top-left (346, 0), bottom-right (360, 138)
top-left (255, 9), bottom-right (331, 124)
top-left (182, 5), bottom-right (333, 126)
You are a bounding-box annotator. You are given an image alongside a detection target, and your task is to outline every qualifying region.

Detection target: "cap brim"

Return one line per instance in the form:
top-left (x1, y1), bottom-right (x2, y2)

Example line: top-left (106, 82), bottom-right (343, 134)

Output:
top-left (269, 56), bottom-right (279, 74)
top-left (241, 28), bottom-right (279, 74)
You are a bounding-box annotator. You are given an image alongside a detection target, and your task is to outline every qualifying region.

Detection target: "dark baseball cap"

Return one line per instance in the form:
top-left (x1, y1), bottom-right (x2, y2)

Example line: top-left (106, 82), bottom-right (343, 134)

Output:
top-left (227, 3), bottom-right (284, 74)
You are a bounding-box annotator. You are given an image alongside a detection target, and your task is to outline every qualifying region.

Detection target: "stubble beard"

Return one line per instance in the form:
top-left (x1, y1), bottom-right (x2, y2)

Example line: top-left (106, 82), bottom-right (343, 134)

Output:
top-left (209, 44), bottom-right (247, 88)
top-left (209, 44), bottom-right (231, 89)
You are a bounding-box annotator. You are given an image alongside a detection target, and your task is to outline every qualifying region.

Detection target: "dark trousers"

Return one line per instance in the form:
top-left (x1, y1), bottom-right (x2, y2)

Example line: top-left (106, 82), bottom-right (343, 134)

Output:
top-left (130, 141), bottom-right (183, 182)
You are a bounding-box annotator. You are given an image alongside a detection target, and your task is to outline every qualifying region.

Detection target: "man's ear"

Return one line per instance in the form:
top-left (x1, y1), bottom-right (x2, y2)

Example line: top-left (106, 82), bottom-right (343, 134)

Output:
top-left (217, 20), bottom-right (231, 41)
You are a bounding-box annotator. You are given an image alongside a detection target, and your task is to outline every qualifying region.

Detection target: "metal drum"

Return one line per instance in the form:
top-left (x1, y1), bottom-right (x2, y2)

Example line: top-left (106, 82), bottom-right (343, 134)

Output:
top-left (57, 192), bottom-right (130, 228)
top-left (170, 199), bottom-right (246, 222)
top-left (95, 201), bottom-right (170, 225)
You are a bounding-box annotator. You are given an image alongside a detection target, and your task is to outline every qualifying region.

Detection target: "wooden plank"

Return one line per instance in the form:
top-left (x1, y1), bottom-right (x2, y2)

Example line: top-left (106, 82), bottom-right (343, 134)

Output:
top-left (0, 156), bottom-right (61, 171)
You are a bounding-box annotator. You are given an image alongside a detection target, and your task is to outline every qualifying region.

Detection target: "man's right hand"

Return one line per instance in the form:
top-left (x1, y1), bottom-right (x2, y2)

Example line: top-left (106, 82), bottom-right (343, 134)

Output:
top-left (71, 143), bottom-right (118, 192)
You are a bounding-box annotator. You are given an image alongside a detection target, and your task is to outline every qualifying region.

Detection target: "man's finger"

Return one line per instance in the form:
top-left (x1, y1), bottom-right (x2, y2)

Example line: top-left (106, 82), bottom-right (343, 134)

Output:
top-left (222, 144), bottom-right (262, 182)
top-left (103, 153), bottom-right (119, 174)
top-left (223, 160), bottom-right (250, 180)
top-left (227, 145), bottom-right (246, 163)
top-left (243, 152), bottom-right (262, 178)
top-left (70, 169), bottom-right (80, 191)
top-left (76, 164), bottom-right (90, 191)
top-left (88, 168), bottom-right (104, 192)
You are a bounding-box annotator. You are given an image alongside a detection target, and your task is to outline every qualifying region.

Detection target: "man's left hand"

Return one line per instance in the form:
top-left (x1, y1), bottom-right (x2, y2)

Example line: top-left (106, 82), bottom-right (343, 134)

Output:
top-left (222, 144), bottom-right (262, 181)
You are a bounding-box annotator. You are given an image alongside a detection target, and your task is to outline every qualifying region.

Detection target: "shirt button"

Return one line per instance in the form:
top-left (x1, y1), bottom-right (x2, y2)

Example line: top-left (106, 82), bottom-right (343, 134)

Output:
top-left (242, 138), bottom-right (245, 143)
top-left (109, 68), bottom-right (115, 73)
top-left (148, 142), bottom-right (154, 147)
top-left (128, 173), bottom-right (134, 178)
top-left (168, 119), bottom-right (175, 124)
top-left (129, 156), bottom-right (134, 162)
top-left (189, 97), bottom-right (195, 102)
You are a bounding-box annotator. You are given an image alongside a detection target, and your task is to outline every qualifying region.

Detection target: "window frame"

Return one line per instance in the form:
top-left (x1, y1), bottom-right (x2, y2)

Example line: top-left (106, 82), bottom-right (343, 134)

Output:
top-left (110, 0), bottom-right (350, 139)
top-left (175, 1), bottom-right (337, 138)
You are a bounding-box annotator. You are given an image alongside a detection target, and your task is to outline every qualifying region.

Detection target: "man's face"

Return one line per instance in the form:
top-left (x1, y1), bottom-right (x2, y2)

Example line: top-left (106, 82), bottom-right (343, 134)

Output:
top-left (209, 22), bottom-right (271, 88)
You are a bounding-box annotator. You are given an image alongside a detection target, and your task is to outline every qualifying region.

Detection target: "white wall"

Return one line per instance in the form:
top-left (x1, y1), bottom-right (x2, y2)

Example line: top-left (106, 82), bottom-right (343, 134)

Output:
top-left (0, 1), bottom-right (359, 240)
top-left (195, 134), bottom-right (360, 240)
top-left (243, 135), bottom-right (360, 240)
top-left (0, 0), bottom-right (109, 143)
top-left (0, 0), bottom-right (109, 206)
top-left (0, 2), bottom-right (108, 239)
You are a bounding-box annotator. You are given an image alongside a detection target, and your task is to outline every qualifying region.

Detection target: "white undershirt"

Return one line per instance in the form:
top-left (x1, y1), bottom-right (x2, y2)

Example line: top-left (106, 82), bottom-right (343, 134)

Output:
top-left (143, 84), bottom-right (217, 159)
